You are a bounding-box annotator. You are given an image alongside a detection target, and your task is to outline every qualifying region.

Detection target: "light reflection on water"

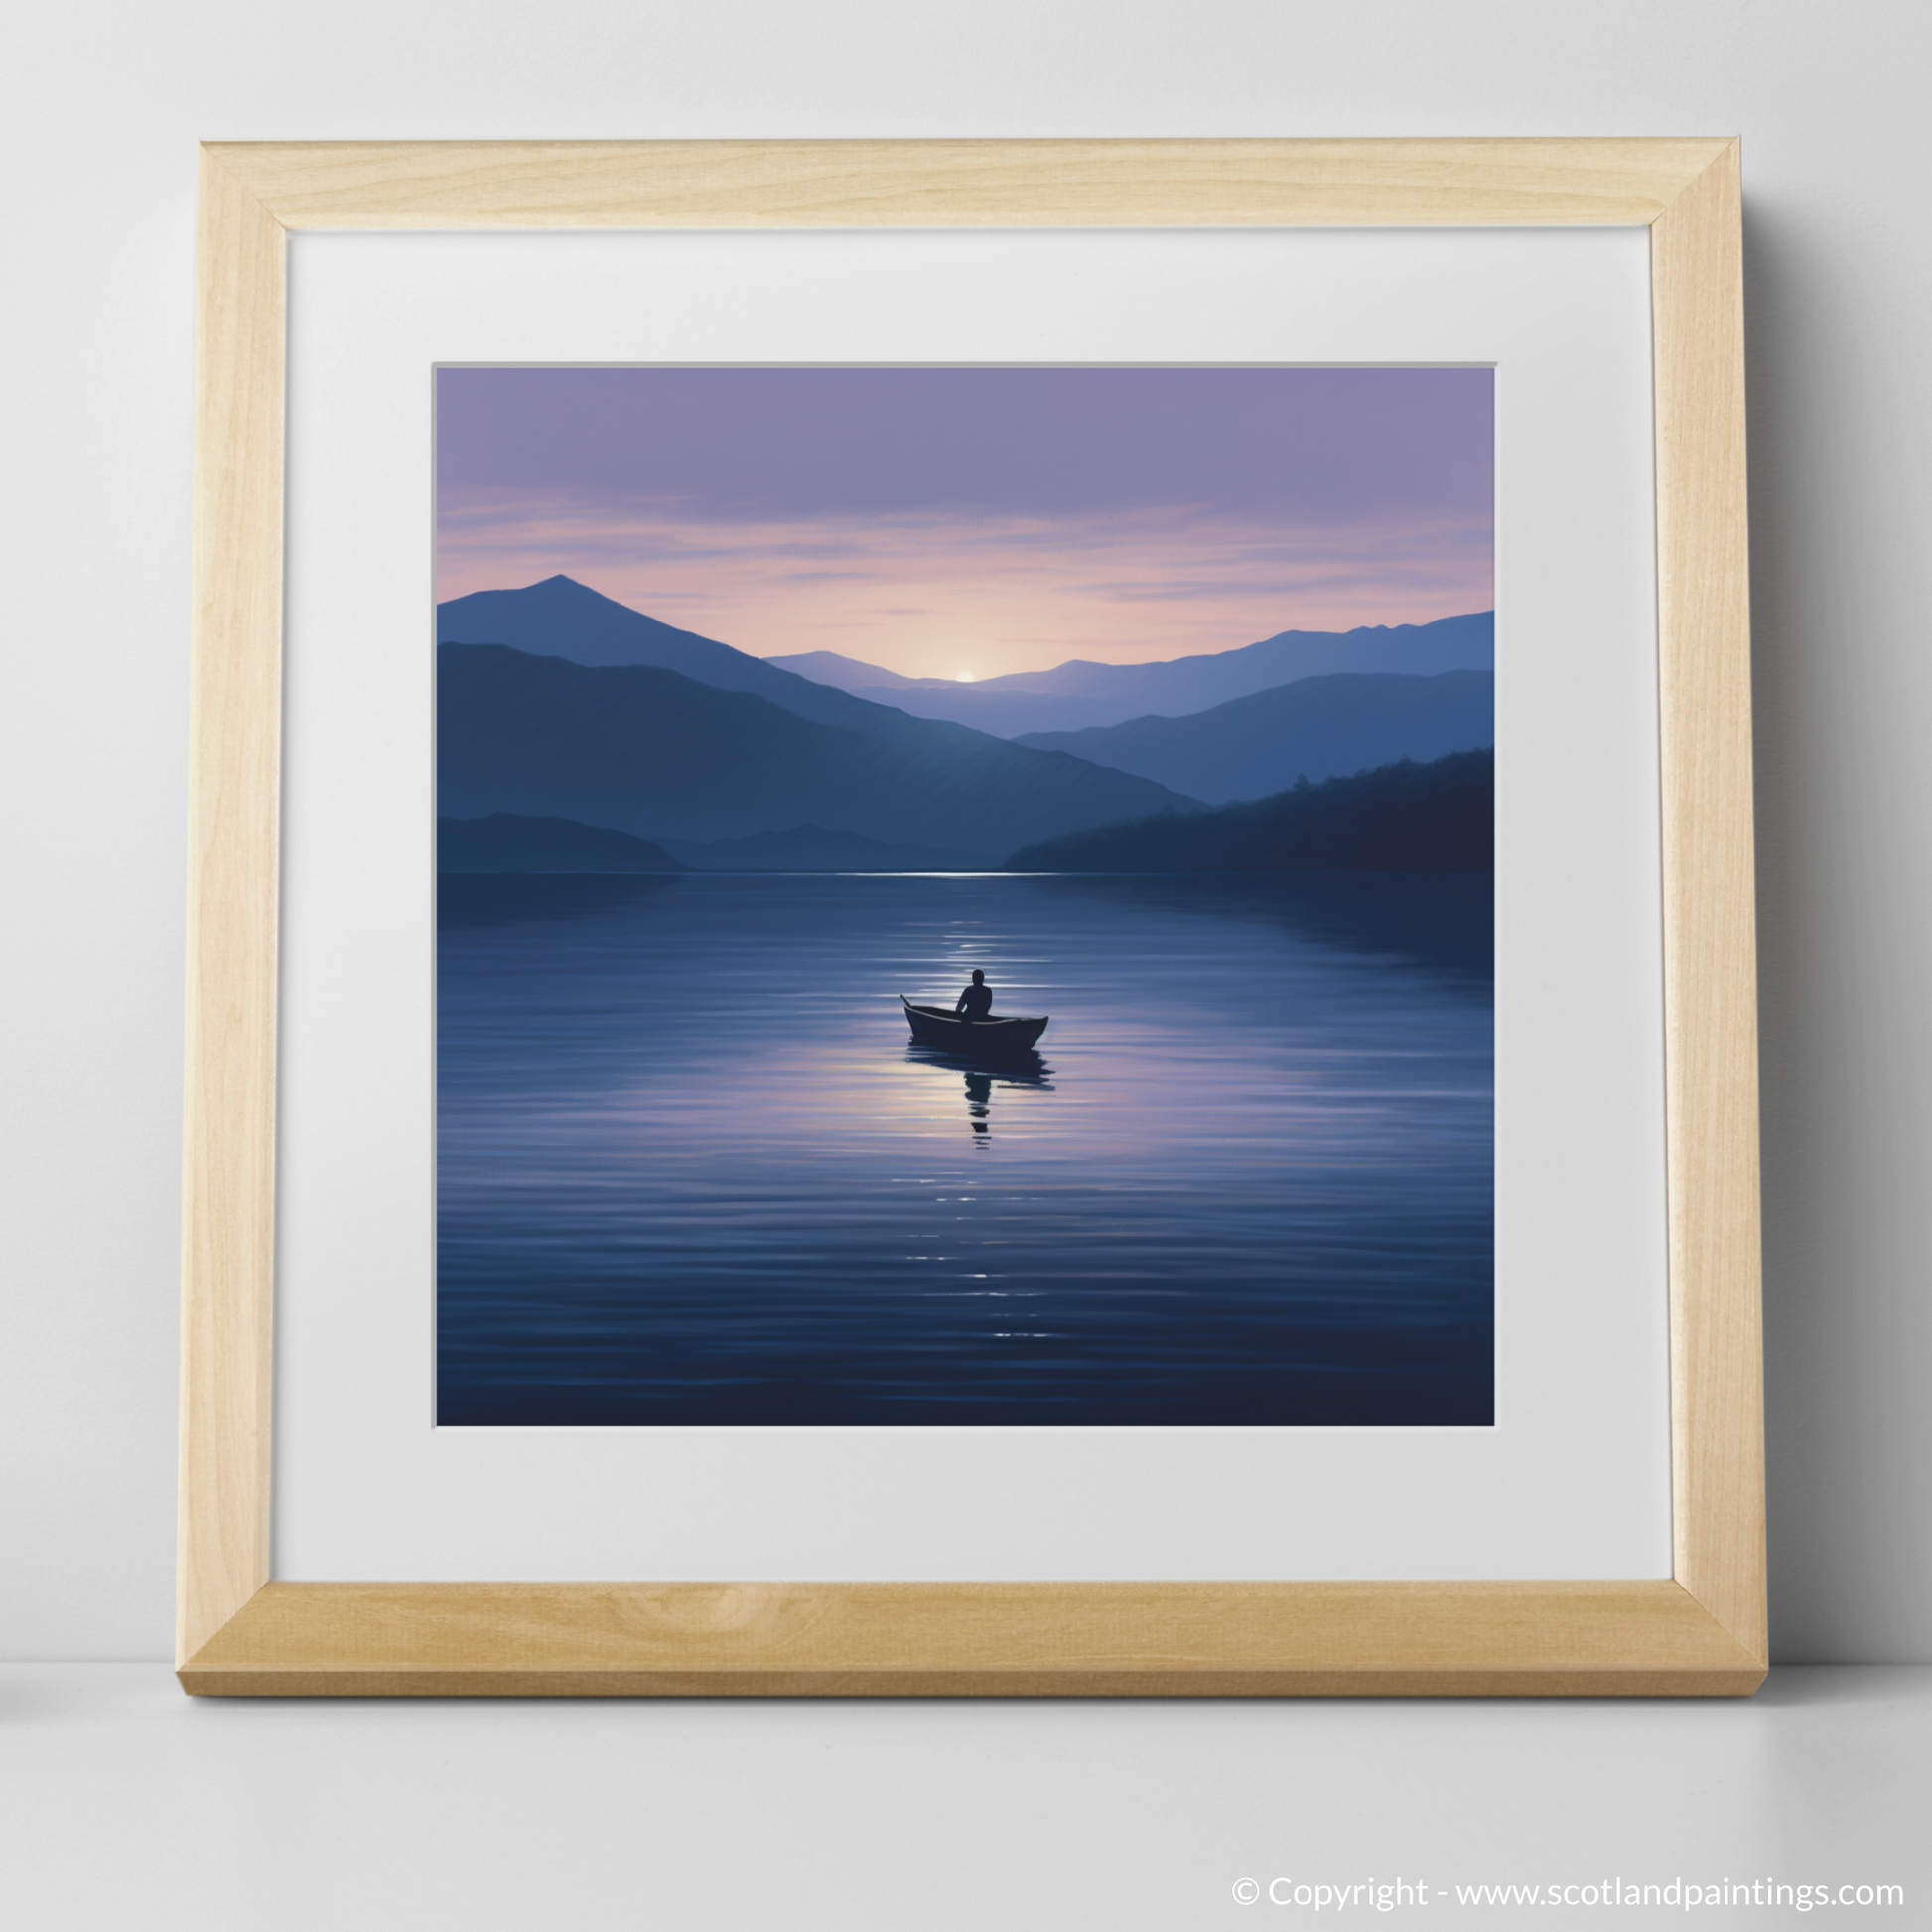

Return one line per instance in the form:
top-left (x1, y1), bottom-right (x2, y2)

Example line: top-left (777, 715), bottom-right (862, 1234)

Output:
top-left (437, 871), bottom-right (1492, 1425)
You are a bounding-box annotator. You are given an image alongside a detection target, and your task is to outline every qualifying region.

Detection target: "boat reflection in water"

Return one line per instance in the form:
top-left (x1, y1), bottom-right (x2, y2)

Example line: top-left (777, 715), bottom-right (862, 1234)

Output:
top-left (903, 1042), bottom-right (1053, 1140)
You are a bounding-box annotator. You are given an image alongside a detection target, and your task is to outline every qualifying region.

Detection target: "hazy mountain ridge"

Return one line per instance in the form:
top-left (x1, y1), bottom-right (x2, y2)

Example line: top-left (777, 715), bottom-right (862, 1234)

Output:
top-left (659, 826), bottom-right (986, 871)
top-left (438, 643), bottom-right (1202, 863)
top-left (769, 611), bottom-right (1493, 738)
top-left (438, 813), bottom-right (981, 873)
top-left (438, 813), bottom-right (688, 872)
top-left (1013, 670), bottom-right (1494, 804)
top-left (1006, 748), bottom-right (1494, 874)
top-left (760, 649), bottom-right (924, 692)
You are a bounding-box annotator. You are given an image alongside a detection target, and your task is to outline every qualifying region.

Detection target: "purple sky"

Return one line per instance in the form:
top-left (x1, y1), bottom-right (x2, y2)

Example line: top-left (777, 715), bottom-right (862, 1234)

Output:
top-left (437, 367), bottom-right (1492, 679)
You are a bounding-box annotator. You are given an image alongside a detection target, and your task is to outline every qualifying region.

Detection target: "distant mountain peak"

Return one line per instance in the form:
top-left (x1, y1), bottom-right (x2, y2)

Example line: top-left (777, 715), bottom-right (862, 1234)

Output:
top-left (524, 572), bottom-right (615, 599)
top-left (468, 572), bottom-right (667, 616)
top-left (765, 648), bottom-right (921, 691)
top-left (435, 576), bottom-right (902, 732)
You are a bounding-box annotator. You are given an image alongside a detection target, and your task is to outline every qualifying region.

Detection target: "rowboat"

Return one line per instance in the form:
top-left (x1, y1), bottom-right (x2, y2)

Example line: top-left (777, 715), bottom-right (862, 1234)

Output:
top-left (901, 996), bottom-right (1049, 1054)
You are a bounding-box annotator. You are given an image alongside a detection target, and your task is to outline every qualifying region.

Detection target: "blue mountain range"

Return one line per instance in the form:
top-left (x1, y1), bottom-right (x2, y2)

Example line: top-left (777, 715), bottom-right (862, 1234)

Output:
top-left (769, 610), bottom-right (1493, 738)
top-left (434, 578), bottom-right (1494, 873)
top-left (438, 642), bottom-right (1199, 864)
top-left (1015, 669), bottom-right (1493, 804)
top-left (1009, 749), bottom-right (1495, 874)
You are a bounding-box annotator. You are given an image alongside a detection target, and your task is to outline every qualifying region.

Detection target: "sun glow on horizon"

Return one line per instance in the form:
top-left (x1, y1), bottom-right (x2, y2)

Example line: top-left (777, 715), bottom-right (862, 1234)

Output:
top-left (437, 366), bottom-right (1494, 682)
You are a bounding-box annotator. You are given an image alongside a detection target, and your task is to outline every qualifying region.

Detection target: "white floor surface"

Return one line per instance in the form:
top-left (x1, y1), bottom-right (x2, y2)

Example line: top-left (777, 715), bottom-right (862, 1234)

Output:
top-left (2, 1665), bottom-right (1925, 1929)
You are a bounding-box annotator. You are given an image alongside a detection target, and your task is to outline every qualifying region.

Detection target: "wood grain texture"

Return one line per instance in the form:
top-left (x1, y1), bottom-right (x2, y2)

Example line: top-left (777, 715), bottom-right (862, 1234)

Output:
top-left (1651, 143), bottom-right (1767, 1662)
top-left (206, 137), bottom-right (1735, 231)
top-left (178, 150), bottom-right (286, 1667)
top-left (180, 1582), bottom-right (1764, 1696)
top-left (180, 137), bottom-right (1764, 1695)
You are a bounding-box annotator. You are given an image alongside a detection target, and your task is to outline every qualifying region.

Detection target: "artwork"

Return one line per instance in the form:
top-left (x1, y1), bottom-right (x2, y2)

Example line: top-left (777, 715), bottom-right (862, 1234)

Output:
top-left (184, 139), bottom-right (1760, 1697)
top-left (435, 365), bottom-right (1495, 1428)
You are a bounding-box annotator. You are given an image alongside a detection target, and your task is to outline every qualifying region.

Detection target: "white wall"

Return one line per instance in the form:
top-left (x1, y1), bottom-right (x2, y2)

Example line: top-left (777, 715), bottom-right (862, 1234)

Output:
top-left (3, 0), bottom-right (1926, 1662)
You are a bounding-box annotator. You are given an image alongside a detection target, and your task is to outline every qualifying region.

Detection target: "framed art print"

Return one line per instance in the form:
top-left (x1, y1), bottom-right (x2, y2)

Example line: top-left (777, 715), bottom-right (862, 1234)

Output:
top-left (431, 361), bottom-right (1498, 1432)
top-left (181, 140), bottom-right (1764, 1695)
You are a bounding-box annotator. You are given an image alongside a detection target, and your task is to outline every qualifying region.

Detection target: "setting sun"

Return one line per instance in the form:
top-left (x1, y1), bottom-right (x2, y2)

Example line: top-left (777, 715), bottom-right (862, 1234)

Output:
top-left (955, 671), bottom-right (975, 683)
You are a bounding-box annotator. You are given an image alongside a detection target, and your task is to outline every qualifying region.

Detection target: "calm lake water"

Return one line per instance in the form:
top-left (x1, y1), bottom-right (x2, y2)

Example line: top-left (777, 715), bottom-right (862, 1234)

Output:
top-left (437, 871), bottom-right (1492, 1426)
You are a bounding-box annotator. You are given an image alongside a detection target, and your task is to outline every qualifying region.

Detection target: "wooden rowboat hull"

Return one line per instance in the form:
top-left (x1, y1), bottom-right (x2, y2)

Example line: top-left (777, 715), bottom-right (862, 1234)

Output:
top-left (901, 998), bottom-right (1049, 1054)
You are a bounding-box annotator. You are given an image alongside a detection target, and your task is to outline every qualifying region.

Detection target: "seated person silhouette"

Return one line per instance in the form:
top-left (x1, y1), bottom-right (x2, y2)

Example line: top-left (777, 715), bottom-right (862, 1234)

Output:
top-left (955, 969), bottom-right (994, 1024)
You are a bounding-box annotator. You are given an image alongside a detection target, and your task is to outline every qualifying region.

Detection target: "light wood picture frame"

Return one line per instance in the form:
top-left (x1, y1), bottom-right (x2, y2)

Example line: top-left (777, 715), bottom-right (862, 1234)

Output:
top-left (181, 138), bottom-right (1762, 1696)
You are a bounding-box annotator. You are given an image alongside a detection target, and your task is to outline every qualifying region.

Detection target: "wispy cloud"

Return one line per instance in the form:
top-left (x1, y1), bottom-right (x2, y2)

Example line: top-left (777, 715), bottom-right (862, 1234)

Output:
top-left (435, 369), bottom-right (1492, 679)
